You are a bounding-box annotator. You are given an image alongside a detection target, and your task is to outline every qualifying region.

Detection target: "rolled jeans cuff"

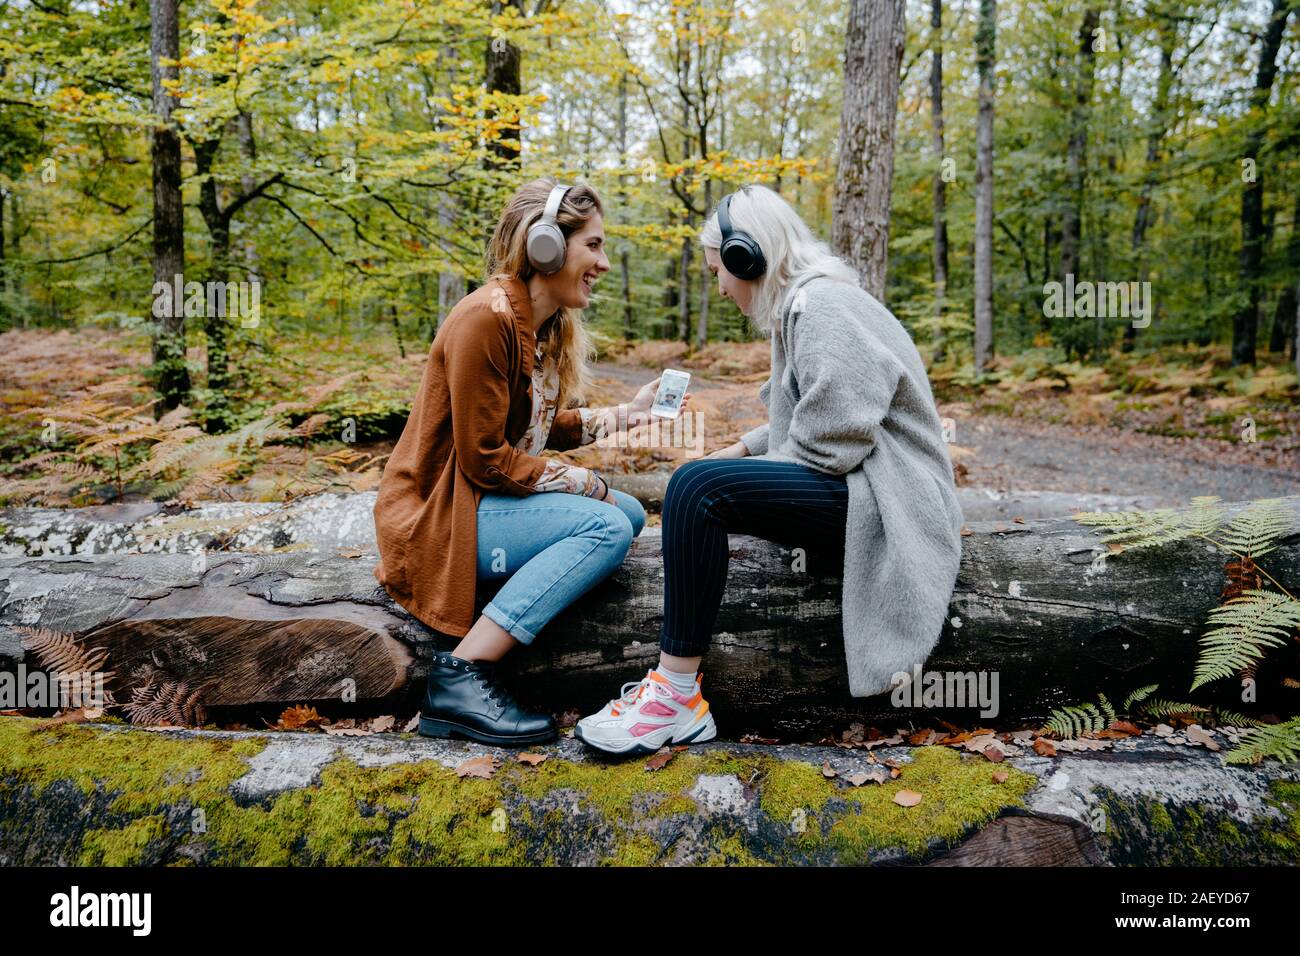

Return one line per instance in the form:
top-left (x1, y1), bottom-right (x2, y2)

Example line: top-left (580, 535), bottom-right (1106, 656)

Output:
top-left (481, 601), bottom-right (538, 644)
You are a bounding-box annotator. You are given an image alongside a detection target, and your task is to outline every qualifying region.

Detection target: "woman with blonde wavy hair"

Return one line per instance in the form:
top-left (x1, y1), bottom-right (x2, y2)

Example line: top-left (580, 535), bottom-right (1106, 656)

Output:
top-left (574, 183), bottom-right (963, 756)
top-left (372, 178), bottom-right (690, 746)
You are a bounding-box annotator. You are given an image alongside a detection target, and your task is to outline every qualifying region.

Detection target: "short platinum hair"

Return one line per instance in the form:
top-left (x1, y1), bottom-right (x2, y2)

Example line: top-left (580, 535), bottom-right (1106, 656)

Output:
top-left (699, 184), bottom-right (859, 334)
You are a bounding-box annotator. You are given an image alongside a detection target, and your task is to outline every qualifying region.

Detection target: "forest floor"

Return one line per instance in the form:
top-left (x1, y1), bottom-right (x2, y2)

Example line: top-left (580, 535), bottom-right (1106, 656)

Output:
top-left (0, 327), bottom-right (1296, 513)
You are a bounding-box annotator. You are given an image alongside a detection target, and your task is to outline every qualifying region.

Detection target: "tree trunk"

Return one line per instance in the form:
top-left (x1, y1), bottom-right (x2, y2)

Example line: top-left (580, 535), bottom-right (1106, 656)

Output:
top-left (149, 0), bottom-right (191, 414)
top-left (1124, 9), bottom-right (1175, 353)
top-left (1233, 0), bottom-right (1293, 367)
top-left (1267, 192), bottom-right (1299, 355)
top-left (618, 72), bottom-right (634, 340)
top-left (1060, 10), bottom-right (1098, 295)
top-left (929, 0), bottom-right (949, 363)
top-left (662, 235), bottom-right (678, 339)
top-left (1294, 279), bottom-right (1300, 381)
top-left (973, 0), bottom-right (996, 372)
top-left (678, 220), bottom-right (693, 345)
top-left (4, 494), bottom-right (1295, 735)
top-left (0, 186), bottom-right (6, 322)
top-left (832, 0), bottom-right (906, 301)
top-left (697, 176), bottom-right (711, 350)
top-left (483, 0), bottom-right (525, 172)
top-left (235, 108), bottom-right (262, 298)
top-left (194, 136), bottom-right (232, 433)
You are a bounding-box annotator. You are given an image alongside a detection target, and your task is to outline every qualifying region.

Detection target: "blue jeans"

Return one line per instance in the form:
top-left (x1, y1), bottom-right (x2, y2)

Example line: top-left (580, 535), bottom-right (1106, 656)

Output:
top-left (476, 489), bottom-right (646, 644)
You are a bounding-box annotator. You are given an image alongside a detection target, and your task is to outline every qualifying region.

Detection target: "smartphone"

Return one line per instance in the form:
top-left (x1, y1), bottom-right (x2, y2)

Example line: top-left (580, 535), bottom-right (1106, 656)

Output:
top-left (650, 368), bottom-right (691, 419)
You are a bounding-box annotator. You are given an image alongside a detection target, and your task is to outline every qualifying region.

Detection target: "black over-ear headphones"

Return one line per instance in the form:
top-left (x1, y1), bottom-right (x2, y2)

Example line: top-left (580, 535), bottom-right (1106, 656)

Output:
top-left (717, 191), bottom-right (766, 280)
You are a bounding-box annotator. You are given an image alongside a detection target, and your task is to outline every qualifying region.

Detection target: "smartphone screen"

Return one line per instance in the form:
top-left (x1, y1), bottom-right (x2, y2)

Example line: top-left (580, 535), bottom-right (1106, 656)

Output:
top-left (651, 368), bottom-right (691, 419)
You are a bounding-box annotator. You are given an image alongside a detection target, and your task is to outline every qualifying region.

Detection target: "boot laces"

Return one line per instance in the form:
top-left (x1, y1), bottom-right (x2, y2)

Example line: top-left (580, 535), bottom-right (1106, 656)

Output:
top-left (472, 663), bottom-right (515, 707)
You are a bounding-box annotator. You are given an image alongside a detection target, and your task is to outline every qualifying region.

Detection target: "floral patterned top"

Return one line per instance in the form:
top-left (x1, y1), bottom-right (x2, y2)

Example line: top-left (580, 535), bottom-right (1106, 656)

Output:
top-left (517, 341), bottom-right (621, 497)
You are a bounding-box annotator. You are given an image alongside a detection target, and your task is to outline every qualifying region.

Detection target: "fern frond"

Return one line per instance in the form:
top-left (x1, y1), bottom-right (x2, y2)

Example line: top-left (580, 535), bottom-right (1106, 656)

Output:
top-left (1097, 692), bottom-right (1116, 725)
top-left (1210, 708), bottom-right (1269, 730)
top-left (1184, 496), bottom-right (1230, 536)
top-left (1042, 700), bottom-right (1112, 739)
top-left (1224, 717), bottom-right (1300, 765)
top-left (1217, 499), bottom-right (1295, 559)
top-left (122, 674), bottom-right (205, 727)
top-left (1192, 590), bottom-right (1300, 690)
top-left (1137, 697), bottom-right (1211, 721)
top-left (1122, 684), bottom-right (1159, 711)
top-left (1071, 506), bottom-right (1190, 552)
top-left (16, 626), bottom-right (110, 675)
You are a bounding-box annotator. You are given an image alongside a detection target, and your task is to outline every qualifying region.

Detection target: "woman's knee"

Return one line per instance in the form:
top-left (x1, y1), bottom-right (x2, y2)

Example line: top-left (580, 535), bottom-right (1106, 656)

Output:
top-left (664, 459), bottom-right (734, 516)
top-left (580, 501), bottom-right (635, 557)
top-left (612, 490), bottom-right (646, 537)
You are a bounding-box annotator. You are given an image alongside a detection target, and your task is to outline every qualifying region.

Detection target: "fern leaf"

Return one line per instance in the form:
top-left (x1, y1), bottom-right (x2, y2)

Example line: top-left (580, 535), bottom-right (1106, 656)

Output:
top-left (1138, 697), bottom-right (1211, 721)
top-left (1097, 692), bottom-right (1115, 725)
top-left (1211, 708), bottom-right (1269, 730)
top-left (1122, 684), bottom-right (1159, 711)
top-left (1224, 718), bottom-right (1300, 766)
top-left (1192, 590), bottom-right (1300, 690)
top-left (1217, 499), bottom-right (1295, 559)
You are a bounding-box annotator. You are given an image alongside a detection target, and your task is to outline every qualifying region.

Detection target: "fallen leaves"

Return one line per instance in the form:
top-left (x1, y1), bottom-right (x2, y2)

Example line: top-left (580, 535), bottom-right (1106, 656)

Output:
top-left (273, 705), bottom-right (324, 730)
top-left (893, 789), bottom-right (923, 808)
top-left (455, 755), bottom-right (498, 779)
top-left (33, 707), bottom-right (95, 728)
top-left (647, 749), bottom-right (686, 770)
top-left (827, 722), bottom-right (906, 749)
top-left (320, 714), bottom-right (398, 736)
top-left (1156, 722), bottom-right (1224, 751)
top-left (844, 767), bottom-right (892, 786)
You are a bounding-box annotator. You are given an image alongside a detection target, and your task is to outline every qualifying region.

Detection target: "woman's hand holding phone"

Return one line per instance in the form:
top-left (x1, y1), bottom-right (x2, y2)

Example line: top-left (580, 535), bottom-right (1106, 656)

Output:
top-left (626, 375), bottom-right (693, 429)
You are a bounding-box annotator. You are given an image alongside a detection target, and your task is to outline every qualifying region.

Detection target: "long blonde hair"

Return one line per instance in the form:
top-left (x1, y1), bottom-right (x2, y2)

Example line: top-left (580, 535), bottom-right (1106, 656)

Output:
top-left (699, 184), bottom-right (859, 335)
top-left (485, 178), bottom-right (601, 411)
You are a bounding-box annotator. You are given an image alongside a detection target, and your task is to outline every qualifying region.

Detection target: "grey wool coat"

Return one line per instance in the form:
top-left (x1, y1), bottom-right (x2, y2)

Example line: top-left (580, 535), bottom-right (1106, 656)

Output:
top-left (737, 271), bottom-right (964, 698)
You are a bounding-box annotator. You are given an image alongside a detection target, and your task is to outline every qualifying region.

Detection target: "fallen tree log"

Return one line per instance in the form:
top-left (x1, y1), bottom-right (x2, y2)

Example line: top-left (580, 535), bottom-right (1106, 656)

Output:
top-left (1, 493), bottom-right (1297, 735)
top-left (2, 715), bottom-right (1296, 865)
top-left (0, 487), bottom-right (1166, 559)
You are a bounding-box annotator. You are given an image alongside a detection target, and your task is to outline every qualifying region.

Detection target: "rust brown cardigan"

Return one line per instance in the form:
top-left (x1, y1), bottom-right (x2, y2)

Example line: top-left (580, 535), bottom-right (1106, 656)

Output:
top-left (372, 275), bottom-right (587, 636)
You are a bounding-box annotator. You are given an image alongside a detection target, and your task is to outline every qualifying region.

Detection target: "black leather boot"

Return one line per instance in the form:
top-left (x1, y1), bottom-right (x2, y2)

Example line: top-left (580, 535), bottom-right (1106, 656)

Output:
top-left (418, 652), bottom-right (557, 746)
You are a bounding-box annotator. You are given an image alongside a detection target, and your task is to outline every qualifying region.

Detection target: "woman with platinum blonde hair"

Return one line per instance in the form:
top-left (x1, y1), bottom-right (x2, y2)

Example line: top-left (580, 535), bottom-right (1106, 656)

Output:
top-left (576, 183), bottom-right (964, 756)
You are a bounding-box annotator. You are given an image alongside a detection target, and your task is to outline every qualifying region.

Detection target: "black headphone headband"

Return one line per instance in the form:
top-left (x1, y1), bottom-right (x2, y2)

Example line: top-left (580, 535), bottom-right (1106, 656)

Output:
top-left (718, 192), bottom-right (736, 240)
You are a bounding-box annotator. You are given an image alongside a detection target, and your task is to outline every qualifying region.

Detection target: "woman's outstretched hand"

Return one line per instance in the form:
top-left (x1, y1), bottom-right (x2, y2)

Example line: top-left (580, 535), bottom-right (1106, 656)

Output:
top-left (624, 376), bottom-right (693, 430)
top-left (703, 440), bottom-right (749, 460)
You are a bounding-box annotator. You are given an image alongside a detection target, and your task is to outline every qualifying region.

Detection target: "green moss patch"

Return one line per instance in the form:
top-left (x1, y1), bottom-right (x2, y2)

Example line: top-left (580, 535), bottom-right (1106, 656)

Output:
top-left (0, 718), bottom-right (1040, 866)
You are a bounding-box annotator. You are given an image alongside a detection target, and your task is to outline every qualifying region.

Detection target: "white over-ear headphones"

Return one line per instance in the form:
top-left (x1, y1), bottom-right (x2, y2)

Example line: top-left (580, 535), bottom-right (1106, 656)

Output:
top-left (526, 183), bottom-right (572, 274)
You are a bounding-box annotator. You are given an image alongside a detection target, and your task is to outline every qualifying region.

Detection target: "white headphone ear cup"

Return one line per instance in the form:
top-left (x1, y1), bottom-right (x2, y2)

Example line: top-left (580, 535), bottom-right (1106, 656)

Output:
top-left (528, 223), bottom-right (566, 273)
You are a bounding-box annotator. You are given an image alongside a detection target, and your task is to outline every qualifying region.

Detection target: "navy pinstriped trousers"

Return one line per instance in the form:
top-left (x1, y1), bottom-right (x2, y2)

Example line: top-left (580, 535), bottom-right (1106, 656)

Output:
top-left (659, 458), bottom-right (849, 657)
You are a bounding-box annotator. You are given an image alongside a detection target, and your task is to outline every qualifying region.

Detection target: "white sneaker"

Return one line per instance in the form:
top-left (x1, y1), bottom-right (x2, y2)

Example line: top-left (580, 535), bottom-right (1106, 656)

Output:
top-left (575, 668), bottom-right (717, 755)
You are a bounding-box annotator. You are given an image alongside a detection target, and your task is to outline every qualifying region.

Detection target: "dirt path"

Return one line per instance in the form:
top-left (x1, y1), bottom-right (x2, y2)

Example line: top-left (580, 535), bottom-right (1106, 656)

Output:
top-left (949, 412), bottom-right (1299, 506)
top-left (594, 359), bottom-right (1300, 508)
